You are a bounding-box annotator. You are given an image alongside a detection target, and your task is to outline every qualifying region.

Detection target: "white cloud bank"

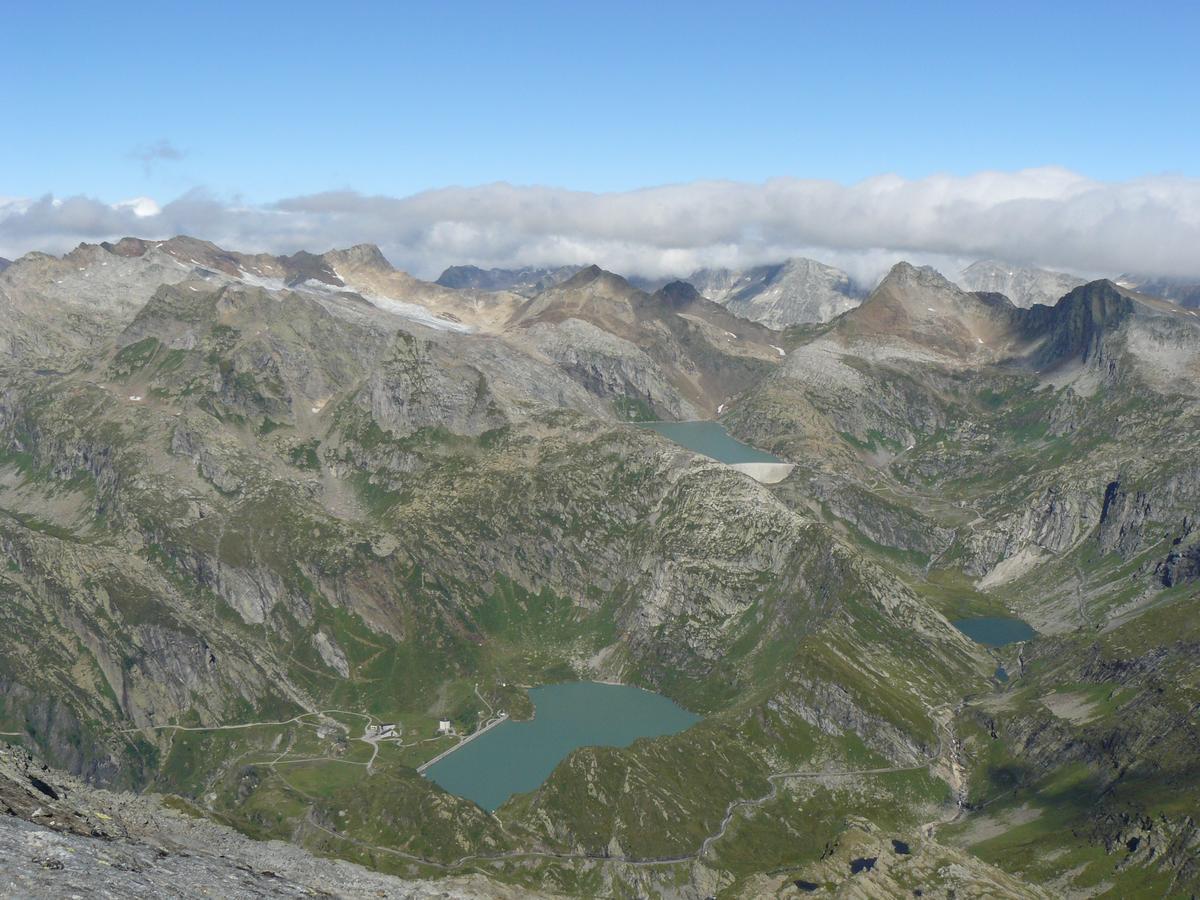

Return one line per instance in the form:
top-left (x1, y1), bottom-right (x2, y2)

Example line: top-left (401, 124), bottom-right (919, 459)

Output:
top-left (2, 167), bottom-right (1199, 284)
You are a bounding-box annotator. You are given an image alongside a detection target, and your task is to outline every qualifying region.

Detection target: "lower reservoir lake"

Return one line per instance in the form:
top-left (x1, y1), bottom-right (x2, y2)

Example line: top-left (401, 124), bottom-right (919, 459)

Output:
top-left (641, 421), bottom-right (782, 464)
top-left (423, 682), bottom-right (699, 812)
top-left (952, 616), bottom-right (1037, 647)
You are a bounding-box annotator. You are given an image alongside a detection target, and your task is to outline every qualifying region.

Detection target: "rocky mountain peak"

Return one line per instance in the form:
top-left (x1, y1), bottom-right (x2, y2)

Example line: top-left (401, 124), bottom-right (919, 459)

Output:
top-left (840, 261), bottom-right (1021, 359)
top-left (331, 243), bottom-right (391, 271)
top-left (278, 250), bottom-right (343, 287)
top-left (854, 262), bottom-right (973, 320)
top-left (101, 237), bottom-right (153, 258)
top-left (563, 263), bottom-right (605, 284)
top-left (881, 260), bottom-right (956, 290)
top-left (654, 279), bottom-right (704, 309)
top-left (550, 264), bottom-right (637, 298)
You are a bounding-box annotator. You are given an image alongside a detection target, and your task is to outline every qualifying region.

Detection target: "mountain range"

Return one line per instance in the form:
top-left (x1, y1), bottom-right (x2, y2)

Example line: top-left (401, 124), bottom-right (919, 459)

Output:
top-left (437, 256), bottom-right (868, 329)
top-left (436, 257), bottom-right (1200, 331)
top-left (0, 236), bottom-right (1197, 898)
top-left (435, 264), bottom-right (580, 297)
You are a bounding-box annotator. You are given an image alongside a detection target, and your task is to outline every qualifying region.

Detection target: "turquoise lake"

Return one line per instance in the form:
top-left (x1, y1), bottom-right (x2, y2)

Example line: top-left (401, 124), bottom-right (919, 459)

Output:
top-left (952, 616), bottom-right (1037, 647)
top-left (423, 682), bottom-right (699, 812)
top-left (640, 421), bottom-right (782, 464)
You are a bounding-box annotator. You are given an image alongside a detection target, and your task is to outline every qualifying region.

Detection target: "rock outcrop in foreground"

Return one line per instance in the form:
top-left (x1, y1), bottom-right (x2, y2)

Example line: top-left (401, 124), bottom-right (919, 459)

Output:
top-left (0, 745), bottom-right (521, 899)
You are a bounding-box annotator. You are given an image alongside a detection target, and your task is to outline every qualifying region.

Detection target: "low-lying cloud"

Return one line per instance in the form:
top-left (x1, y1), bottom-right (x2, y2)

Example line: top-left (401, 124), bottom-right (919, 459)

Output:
top-left (2, 167), bottom-right (1199, 285)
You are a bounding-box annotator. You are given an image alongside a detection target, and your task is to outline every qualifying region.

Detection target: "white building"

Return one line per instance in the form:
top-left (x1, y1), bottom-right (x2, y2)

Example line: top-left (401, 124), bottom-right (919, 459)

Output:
top-left (437, 719), bottom-right (453, 736)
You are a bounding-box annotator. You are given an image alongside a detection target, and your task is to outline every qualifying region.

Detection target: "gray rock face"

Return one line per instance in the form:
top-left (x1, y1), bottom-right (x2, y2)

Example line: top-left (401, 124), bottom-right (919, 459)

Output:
top-left (313, 631), bottom-right (350, 676)
top-left (523, 318), bottom-right (699, 419)
top-left (1098, 480), bottom-right (1153, 558)
top-left (685, 257), bottom-right (864, 327)
top-left (1158, 527), bottom-right (1200, 586)
top-left (958, 260), bottom-right (1085, 308)
top-left (779, 676), bottom-right (928, 767)
top-left (966, 486), bottom-right (1101, 579)
top-left (362, 332), bottom-right (507, 439)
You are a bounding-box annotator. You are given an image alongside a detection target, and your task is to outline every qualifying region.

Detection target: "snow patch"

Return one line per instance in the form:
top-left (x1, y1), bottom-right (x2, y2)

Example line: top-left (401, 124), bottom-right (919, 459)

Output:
top-left (226, 269), bottom-right (473, 333)
top-left (236, 269), bottom-right (288, 292)
top-left (361, 292), bottom-right (474, 333)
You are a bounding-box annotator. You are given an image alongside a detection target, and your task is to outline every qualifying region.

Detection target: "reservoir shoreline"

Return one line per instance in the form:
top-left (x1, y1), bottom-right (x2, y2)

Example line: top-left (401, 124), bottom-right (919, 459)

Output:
top-left (421, 682), bottom-right (698, 811)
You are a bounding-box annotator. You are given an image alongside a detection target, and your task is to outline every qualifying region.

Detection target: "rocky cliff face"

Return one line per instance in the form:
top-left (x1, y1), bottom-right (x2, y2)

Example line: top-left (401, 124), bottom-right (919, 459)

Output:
top-left (362, 332), bottom-right (507, 438)
top-left (965, 485), bottom-right (1101, 580)
top-left (1097, 479), bottom-right (1154, 557)
top-left (523, 318), bottom-right (700, 419)
top-left (1018, 279), bottom-right (1135, 368)
top-left (1157, 522), bottom-right (1200, 586)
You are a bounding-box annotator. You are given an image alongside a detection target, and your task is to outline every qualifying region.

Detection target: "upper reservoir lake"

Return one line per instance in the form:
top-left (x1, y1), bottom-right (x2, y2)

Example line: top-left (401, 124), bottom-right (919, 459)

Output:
top-left (640, 421), bottom-right (782, 464)
top-left (952, 616), bottom-right (1037, 647)
top-left (423, 682), bottom-right (698, 812)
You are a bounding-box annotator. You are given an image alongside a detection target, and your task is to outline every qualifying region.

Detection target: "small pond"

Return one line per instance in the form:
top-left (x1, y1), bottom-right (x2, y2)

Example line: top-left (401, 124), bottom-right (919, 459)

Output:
top-left (423, 682), bottom-right (699, 812)
top-left (952, 616), bottom-right (1037, 647)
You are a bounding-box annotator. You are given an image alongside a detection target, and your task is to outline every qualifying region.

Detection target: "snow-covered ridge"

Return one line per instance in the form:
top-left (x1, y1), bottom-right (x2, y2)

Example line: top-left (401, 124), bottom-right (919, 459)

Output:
top-left (299, 275), bottom-right (473, 334)
top-left (159, 249), bottom-right (473, 334)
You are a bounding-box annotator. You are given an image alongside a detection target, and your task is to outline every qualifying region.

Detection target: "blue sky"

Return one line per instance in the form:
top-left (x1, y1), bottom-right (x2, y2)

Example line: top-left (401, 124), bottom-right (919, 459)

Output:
top-left (4, 1), bottom-right (1197, 202)
top-left (3, 2), bottom-right (1199, 279)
